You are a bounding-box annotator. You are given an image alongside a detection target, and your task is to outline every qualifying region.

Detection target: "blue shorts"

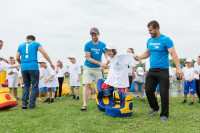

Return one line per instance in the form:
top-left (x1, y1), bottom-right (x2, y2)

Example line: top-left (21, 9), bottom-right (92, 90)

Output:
top-left (184, 80), bottom-right (196, 94)
top-left (39, 87), bottom-right (47, 92)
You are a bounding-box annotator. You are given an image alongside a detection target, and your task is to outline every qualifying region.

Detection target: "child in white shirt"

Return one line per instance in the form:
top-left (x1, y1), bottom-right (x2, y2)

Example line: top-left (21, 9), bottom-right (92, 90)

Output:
top-left (39, 59), bottom-right (59, 104)
top-left (134, 67), bottom-right (145, 101)
top-left (102, 44), bottom-right (134, 94)
top-left (38, 65), bottom-right (47, 100)
top-left (7, 57), bottom-right (19, 100)
top-left (68, 55), bottom-right (81, 100)
top-left (181, 58), bottom-right (196, 106)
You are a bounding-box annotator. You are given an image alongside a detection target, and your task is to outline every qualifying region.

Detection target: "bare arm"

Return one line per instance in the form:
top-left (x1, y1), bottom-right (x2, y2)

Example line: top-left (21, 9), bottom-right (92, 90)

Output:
top-left (85, 52), bottom-right (106, 69)
top-left (134, 49), bottom-right (150, 61)
top-left (45, 75), bottom-right (54, 83)
top-left (104, 53), bottom-right (109, 60)
top-left (38, 47), bottom-right (55, 69)
top-left (55, 66), bottom-right (59, 74)
top-left (168, 47), bottom-right (183, 78)
top-left (16, 52), bottom-right (21, 64)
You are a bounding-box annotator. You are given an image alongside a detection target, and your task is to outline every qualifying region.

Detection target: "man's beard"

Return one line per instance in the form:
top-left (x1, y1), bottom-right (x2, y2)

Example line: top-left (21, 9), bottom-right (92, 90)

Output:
top-left (152, 32), bottom-right (157, 38)
top-left (92, 38), bottom-right (98, 42)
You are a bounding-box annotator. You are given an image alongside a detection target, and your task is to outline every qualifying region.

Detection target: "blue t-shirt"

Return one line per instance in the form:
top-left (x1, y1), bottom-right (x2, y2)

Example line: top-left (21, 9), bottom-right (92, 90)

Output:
top-left (17, 41), bottom-right (42, 71)
top-left (147, 34), bottom-right (174, 69)
top-left (84, 40), bottom-right (106, 68)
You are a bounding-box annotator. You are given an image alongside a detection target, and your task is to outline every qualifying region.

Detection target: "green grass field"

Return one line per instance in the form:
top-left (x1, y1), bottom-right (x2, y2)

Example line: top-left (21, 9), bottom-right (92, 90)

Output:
top-left (0, 77), bottom-right (200, 133)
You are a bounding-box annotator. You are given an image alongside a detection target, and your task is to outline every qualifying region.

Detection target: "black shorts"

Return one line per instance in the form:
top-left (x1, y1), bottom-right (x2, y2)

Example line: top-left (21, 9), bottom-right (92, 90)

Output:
top-left (177, 76), bottom-right (182, 81)
top-left (128, 76), bottom-right (133, 89)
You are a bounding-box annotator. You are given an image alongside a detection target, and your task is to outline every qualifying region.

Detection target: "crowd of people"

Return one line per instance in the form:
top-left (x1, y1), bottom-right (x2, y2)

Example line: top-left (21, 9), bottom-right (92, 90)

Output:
top-left (0, 20), bottom-right (200, 122)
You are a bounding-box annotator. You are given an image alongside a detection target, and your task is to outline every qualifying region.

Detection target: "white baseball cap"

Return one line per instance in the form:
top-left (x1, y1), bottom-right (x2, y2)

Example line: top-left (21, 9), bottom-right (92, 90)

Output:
top-left (104, 43), bottom-right (117, 50)
top-left (186, 58), bottom-right (193, 63)
top-left (1, 55), bottom-right (9, 62)
top-left (68, 55), bottom-right (76, 59)
top-left (38, 58), bottom-right (47, 63)
top-left (137, 67), bottom-right (144, 76)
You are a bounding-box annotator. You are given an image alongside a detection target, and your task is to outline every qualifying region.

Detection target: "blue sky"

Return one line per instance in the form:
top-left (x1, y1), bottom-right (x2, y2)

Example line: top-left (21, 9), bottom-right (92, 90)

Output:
top-left (0, 0), bottom-right (200, 66)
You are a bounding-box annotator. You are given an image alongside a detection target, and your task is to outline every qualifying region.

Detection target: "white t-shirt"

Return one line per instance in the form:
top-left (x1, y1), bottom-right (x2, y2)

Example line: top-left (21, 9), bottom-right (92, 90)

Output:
top-left (128, 57), bottom-right (136, 76)
top-left (6, 68), bottom-right (18, 78)
top-left (145, 58), bottom-right (150, 72)
top-left (194, 62), bottom-right (200, 80)
top-left (134, 72), bottom-right (145, 83)
top-left (182, 67), bottom-right (196, 81)
top-left (0, 61), bottom-right (9, 74)
top-left (169, 66), bottom-right (174, 77)
top-left (39, 67), bottom-right (46, 88)
top-left (43, 66), bottom-right (59, 88)
top-left (105, 53), bottom-right (133, 88)
top-left (56, 67), bottom-right (66, 78)
top-left (69, 63), bottom-right (81, 87)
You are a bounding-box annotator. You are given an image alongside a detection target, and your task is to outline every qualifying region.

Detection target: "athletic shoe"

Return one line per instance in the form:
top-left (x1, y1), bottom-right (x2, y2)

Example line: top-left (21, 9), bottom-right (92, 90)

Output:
top-left (48, 99), bottom-right (54, 104)
top-left (22, 103), bottom-right (28, 109)
top-left (43, 98), bottom-right (50, 103)
top-left (189, 102), bottom-right (194, 106)
top-left (29, 105), bottom-right (37, 110)
top-left (72, 95), bottom-right (76, 99)
top-left (59, 97), bottom-right (61, 99)
top-left (161, 116), bottom-right (168, 121)
top-left (76, 96), bottom-right (79, 101)
top-left (147, 108), bottom-right (159, 116)
top-left (140, 98), bottom-right (145, 102)
top-left (181, 101), bottom-right (187, 104)
top-left (136, 96), bottom-right (140, 100)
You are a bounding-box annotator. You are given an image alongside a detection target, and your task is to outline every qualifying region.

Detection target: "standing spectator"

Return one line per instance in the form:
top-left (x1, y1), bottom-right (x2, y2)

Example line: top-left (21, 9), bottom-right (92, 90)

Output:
top-left (81, 27), bottom-right (108, 111)
top-left (194, 56), bottom-right (200, 103)
top-left (181, 58), bottom-right (196, 105)
top-left (7, 57), bottom-right (19, 100)
top-left (55, 60), bottom-right (65, 99)
top-left (127, 48), bottom-right (136, 92)
top-left (68, 55), bottom-right (81, 100)
top-left (134, 20), bottom-right (183, 121)
top-left (16, 35), bottom-right (54, 109)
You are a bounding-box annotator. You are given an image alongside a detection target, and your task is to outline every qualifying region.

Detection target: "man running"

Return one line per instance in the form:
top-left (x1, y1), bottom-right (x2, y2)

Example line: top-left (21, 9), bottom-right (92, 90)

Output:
top-left (81, 27), bottom-right (108, 110)
top-left (135, 20), bottom-right (183, 121)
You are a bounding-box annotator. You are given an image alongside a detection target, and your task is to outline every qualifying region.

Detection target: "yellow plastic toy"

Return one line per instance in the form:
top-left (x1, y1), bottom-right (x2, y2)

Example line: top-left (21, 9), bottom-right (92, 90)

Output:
top-left (0, 71), bottom-right (20, 87)
top-left (0, 88), bottom-right (18, 110)
top-left (56, 82), bottom-right (70, 96)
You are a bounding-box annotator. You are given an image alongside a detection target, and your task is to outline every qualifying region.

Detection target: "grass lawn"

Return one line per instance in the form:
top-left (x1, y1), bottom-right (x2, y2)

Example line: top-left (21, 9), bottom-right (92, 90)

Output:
top-left (0, 77), bottom-right (200, 133)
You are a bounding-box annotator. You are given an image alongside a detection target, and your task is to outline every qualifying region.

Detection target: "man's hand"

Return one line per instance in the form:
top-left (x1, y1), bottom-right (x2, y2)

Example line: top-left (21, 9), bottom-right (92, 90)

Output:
top-left (134, 55), bottom-right (140, 61)
top-left (50, 63), bottom-right (55, 69)
top-left (176, 68), bottom-right (183, 79)
top-left (100, 63), bottom-right (107, 69)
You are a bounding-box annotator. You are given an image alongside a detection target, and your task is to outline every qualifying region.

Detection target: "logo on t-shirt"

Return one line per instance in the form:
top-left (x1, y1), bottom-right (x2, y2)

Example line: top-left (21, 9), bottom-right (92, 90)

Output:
top-left (150, 43), bottom-right (160, 49)
top-left (91, 48), bottom-right (100, 54)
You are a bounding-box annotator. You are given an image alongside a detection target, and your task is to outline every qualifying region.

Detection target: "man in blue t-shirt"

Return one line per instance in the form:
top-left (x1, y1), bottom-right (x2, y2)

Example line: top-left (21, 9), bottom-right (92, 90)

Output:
top-left (16, 35), bottom-right (54, 109)
top-left (80, 27), bottom-right (108, 110)
top-left (135, 20), bottom-right (183, 121)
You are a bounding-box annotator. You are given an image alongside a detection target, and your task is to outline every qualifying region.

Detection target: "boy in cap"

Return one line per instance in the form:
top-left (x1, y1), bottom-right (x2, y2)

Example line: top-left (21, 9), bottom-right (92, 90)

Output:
top-left (181, 58), bottom-right (196, 105)
top-left (68, 55), bottom-right (81, 100)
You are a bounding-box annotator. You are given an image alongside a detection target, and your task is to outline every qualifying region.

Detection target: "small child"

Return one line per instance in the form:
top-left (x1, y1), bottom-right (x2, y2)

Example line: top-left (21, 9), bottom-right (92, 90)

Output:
top-left (103, 44), bottom-right (135, 93)
top-left (38, 64), bottom-right (47, 100)
top-left (7, 57), bottom-right (20, 100)
top-left (134, 67), bottom-right (145, 101)
top-left (0, 55), bottom-right (19, 89)
top-left (68, 55), bottom-right (81, 100)
top-left (40, 59), bottom-right (59, 104)
top-left (181, 58), bottom-right (196, 106)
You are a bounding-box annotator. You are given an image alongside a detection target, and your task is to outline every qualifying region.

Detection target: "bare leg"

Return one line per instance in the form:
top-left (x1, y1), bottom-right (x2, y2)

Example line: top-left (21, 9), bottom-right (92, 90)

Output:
top-left (76, 88), bottom-right (79, 97)
top-left (88, 88), bottom-right (91, 99)
top-left (38, 92), bottom-right (42, 100)
top-left (136, 90), bottom-right (139, 96)
top-left (71, 88), bottom-right (75, 95)
top-left (45, 91), bottom-right (47, 98)
top-left (52, 92), bottom-right (55, 99)
top-left (13, 88), bottom-right (17, 97)
top-left (83, 84), bottom-right (89, 106)
top-left (184, 94), bottom-right (187, 101)
top-left (141, 92), bottom-right (144, 99)
top-left (9, 88), bottom-right (12, 95)
top-left (154, 91), bottom-right (157, 97)
top-left (191, 94), bottom-right (194, 102)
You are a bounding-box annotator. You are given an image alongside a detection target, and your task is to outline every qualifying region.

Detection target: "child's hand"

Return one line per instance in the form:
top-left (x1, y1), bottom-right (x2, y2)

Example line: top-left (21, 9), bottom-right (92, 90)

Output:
top-left (45, 79), bottom-right (49, 84)
top-left (8, 71), bottom-right (14, 75)
top-left (77, 78), bottom-right (80, 82)
top-left (188, 78), bottom-right (194, 82)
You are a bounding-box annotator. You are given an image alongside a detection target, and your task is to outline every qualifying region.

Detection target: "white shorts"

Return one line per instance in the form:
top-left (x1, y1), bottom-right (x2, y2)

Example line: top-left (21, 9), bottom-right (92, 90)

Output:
top-left (82, 66), bottom-right (102, 84)
top-left (8, 78), bottom-right (18, 88)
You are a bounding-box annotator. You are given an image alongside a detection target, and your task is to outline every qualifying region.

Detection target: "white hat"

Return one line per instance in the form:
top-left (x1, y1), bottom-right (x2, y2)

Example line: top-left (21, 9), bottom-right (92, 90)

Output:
top-left (68, 55), bottom-right (76, 59)
top-left (104, 43), bottom-right (117, 50)
top-left (186, 58), bottom-right (193, 63)
top-left (38, 58), bottom-right (47, 63)
top-left (1, 55), bottom-right (9, 62)
top-left (137, 67), bottom-right (144, 76)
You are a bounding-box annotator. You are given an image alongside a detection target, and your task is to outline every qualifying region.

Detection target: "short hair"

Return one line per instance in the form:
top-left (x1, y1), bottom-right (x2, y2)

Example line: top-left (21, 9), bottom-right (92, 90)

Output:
top-left (9, 56), bottom-right (14, 60)
top-left (198, 55), bottom-right (200, 58)
top-left (0, 40), bottom-right (3, 43)
top-left (112, 49), bottom-right (117, 55)
top-left (26, 35), bottom-right (36, 41)
top-left (128, 48), bottom-right (134, 54)
top-left (147, 20), bottom-right (160, 29)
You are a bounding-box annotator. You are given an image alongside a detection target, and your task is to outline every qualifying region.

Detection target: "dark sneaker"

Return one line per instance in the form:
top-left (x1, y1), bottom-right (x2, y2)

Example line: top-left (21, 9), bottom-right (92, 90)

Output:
top-left (140, 98), bottom-right (145, 102)
top-left (161, 116), bottom-right (168, 121)
top-left (43, 98), bottom-right (50, 103)
top-left (48, 99), bottom-right (54, 104)
top-left (72, 95), bottom-right (76, 99)
top-left (22, 103), bottom-right (28, 109)
top-left (189, 102), bottom-right (194, 106)
top-left (136, 96), bottom-right (140, 100)
top-left (29, 105), bottom-right (37, 110)
top-left (76, 96), bottom-right (79, 101)
top-left (181, 101), bottom-right (187, 104)
top-left (147, 109), bottom-right (159, 116)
